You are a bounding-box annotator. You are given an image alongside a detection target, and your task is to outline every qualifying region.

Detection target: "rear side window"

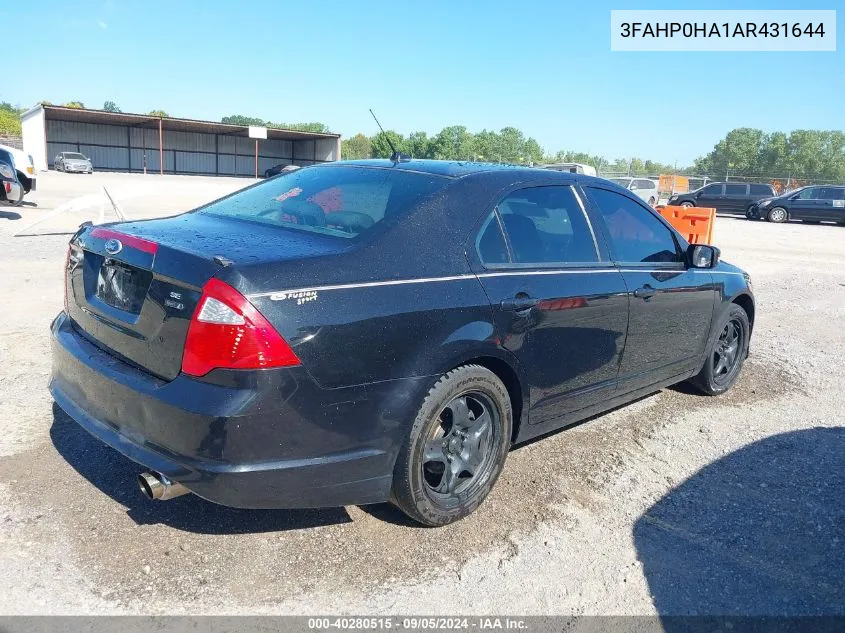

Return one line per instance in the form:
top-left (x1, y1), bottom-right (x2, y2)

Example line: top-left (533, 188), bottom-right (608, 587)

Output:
top-left (199, 166), bottom-right (450, 239)
top-left (587, 187), bottom-right (683, 264)
top-left (750, 184), bottom-right (773, 196)
top-left (480, 186), bottom-right (598, 266)
top-left (725, 184), bottom-right (747, 195)
top-left (819, 187), bottom-right (845, 201)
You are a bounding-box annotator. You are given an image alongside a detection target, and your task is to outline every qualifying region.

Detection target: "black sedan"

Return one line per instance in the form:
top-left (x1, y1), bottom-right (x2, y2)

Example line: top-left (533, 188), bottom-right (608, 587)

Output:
top-left (51, 160), bottom-right (755, 526)
top-left (748, 185), bottom-right (845, 224)
top-left (264, 163), bottom-right (300, 178)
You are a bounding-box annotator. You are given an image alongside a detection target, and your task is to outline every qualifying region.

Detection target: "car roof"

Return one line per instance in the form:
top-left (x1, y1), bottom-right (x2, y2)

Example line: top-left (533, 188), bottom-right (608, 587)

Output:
top-left (331, 159), bottom-right (619, 186)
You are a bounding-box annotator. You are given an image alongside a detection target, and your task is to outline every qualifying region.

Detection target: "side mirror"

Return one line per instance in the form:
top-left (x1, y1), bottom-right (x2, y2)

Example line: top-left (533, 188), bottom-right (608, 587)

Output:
top-left (688, 244), bottom-right (720, 269)
top-left (695, 191), bottom-right (703, 198)
top-left (629, 185), bottom-right (638, 191)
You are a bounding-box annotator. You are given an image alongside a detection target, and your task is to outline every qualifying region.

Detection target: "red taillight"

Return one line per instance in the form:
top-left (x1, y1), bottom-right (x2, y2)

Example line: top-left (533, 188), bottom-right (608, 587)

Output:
top-left (182, 278), bottom-right (300, 377)
top-left (91, 227), bottom-right (158, 255)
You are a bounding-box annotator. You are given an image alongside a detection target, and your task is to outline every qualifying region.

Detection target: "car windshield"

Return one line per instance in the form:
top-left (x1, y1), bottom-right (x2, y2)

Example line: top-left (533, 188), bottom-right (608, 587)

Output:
top-left (64, 153), bottom-right (86, 160)
top-left (199, 165), bottom-right (451, 239)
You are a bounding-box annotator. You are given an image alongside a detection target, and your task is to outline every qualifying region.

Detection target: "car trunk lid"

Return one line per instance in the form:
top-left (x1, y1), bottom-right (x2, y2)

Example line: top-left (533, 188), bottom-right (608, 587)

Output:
top-left (65, 214), bottom-right (345, 381)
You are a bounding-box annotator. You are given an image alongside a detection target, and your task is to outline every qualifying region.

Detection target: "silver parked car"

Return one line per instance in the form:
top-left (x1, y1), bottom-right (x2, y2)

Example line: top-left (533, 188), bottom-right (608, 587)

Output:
top-left (55, 152), bottom-right (93, 174)
top-left (610, 177), bottom-right (660, 206)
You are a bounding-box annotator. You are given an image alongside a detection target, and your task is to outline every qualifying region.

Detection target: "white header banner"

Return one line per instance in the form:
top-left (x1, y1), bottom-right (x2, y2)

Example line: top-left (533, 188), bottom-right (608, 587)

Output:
top-left (611, 10), bottom-right (836, 51)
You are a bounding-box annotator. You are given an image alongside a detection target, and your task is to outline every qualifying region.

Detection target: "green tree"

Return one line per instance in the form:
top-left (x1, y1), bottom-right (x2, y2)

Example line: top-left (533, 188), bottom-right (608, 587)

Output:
top-left (406, 131), bottom-right (432, 159)
top-left (148, 110), bottom-right (169, 117)
top-left (64, 101), bottom-right (85, 109)
top-left (341, 133), bottom-right (372, 160)
top-left (270, 122), bottom-right (332, 133)
top-left (370, 130), bottom-right (406, 158)
top-left (431, 125), bottom-right (474, 160)
top-left (102, 100), bottom-right (121, 112)
top-left (221, 114), bottom-right (267, 126)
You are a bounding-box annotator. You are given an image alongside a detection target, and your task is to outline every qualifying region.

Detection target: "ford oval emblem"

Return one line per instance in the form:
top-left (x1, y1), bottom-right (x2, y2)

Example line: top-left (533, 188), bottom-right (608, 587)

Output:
top-left (104, 238), bottom-right (123, 255)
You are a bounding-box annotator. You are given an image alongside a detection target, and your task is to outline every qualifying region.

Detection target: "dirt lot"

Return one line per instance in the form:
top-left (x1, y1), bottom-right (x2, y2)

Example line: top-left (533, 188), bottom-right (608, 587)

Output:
top-left (0, 172), bottom-right (843, 615)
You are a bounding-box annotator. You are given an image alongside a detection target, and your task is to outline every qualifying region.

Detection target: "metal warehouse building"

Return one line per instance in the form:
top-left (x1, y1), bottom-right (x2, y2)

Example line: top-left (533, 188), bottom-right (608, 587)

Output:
top-left (20, 105), bottom-right (341, 176)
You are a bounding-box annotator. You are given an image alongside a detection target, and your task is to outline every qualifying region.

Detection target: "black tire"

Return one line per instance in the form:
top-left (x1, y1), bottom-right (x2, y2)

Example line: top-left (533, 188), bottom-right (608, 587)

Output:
top-left (264, 170), bottom-right (273, 178)
top-left (680, 201), bottom-right (694, 208)
top-left (391, 364), bottom-right (512, 526)
top-left (768, 206), bottom-right (788, 223)
top-left (745, 206), bottom-right (758, 220)
top-left (690, 304), bottom-right (750, 396)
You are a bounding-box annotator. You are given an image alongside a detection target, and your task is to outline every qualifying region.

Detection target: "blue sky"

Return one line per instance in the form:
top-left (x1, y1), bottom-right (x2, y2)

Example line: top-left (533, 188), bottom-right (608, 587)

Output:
top-left (6, 0), bottom-right (842, 165)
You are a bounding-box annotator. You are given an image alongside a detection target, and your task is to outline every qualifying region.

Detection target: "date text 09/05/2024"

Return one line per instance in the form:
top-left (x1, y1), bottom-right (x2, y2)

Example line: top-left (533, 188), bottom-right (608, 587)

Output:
top-left (620, 22), bottom-right (826, 38)
top-left (307, 617), bottom-right (528, 630)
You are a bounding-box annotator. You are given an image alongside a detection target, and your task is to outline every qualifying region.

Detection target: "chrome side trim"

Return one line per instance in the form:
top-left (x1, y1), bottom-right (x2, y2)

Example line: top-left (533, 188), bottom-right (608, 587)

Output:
top-left (251, 269), bottom-right (744, 300)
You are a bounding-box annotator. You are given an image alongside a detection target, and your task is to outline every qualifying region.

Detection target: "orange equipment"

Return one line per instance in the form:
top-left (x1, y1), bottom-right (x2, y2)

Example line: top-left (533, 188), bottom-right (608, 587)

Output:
top-left (658, 205), bottom-right (715, 245)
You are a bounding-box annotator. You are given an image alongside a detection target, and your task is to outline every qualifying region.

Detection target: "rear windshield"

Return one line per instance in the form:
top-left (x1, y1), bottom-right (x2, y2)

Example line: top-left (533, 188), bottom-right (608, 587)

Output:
top-left (64, 153), bottom-right (86, 160)
top-left (199, 165), bottom-right (451, 239)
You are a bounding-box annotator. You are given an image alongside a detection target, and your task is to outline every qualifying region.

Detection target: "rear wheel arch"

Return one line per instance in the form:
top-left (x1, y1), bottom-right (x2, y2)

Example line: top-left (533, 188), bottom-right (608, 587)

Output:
top-left (446, 355), bottom-right (526, 444)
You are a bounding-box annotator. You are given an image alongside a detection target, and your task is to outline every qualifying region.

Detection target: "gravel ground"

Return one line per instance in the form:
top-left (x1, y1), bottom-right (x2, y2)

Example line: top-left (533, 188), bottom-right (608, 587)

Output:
top-left (0, 172), bottom-right (843, 615)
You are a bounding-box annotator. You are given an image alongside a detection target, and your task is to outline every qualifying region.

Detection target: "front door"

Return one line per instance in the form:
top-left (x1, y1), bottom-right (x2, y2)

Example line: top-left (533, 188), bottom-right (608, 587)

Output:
top-left (790, 187), bottom-right (823, 220)
top-left (722, 183), bottom-right (749, 214)
top-left (695, 184), bottom-right (724, 211)
top-left (471, 185), bottom-right (629, 424)
top-left (584, 186), bottom-right (717, 392)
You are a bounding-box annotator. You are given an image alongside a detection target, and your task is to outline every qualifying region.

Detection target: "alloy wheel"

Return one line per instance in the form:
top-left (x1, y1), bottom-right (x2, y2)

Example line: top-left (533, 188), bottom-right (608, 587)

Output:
top-left (422, 392), bottom-right (497, 498)
top-left (769, 207), bottom-right (787, 222)
top-left (712, 319), bottom-right (743, 385)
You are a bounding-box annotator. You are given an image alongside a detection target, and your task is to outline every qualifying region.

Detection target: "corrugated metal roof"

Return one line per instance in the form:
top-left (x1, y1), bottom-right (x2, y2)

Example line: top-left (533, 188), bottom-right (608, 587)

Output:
top-left (24, 105), bottom-right (340, 141)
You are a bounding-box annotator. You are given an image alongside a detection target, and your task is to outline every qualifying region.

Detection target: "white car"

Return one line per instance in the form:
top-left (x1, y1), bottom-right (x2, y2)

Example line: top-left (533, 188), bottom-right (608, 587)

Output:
top-left (0, 143), bottom-right (36, 198)
top-left (610, 177), bottom-right (659, 206)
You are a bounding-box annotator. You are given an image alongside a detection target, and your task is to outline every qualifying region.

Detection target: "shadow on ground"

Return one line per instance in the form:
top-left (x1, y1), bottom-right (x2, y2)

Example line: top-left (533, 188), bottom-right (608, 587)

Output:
top-left (635, 427), bottom-right (845, 617)
top-left (49, 404), bottom-right (353, 533)
top-left (0, 209), bottom-right (22, 220)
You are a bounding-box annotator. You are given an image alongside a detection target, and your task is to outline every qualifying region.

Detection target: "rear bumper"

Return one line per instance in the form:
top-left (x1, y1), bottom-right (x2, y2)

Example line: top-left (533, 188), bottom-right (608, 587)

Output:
top-left (50, 311), bottom-right (423, 509)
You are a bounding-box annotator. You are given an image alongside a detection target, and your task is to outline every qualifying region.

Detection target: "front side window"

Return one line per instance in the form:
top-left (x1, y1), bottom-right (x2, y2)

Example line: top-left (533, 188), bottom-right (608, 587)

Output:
top-left (587, 187), bottom-right (682, 265)
top-left (636, 179), bottom-right (655, 190)
top-left (725, 184), bottom-right (746, 195)
top-left (796, 187), bottom-right (820, 200)
top-left (701, 184), bottom-right (723, 196)
top-left (199, 166), bottom-right (450, 239)
top-left (480, 186), bottom-right (598, 265)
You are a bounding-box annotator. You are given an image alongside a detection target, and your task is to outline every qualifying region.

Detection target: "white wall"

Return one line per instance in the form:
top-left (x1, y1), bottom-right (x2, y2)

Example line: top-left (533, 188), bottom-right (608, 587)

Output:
top-left (21, 107), bottom-right (47, 171)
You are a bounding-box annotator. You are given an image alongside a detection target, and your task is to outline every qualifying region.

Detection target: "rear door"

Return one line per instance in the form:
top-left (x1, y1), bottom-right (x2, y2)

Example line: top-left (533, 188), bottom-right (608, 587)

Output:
top-left (470, 184), bottom-right (629, 424)
top-left (695, 184), bottom-right (724, 210)
top-left (816, 187), bottom-right (845, 222)
top-left (584, 185), bottom-right (717, 392)
top-left (723, 183), bottom-right (749, 214)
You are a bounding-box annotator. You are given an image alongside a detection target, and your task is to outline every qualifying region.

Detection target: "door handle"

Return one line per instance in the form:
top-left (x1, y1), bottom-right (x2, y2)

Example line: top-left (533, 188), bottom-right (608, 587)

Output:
top-left (501, 294), bottom-right (538, 312)
top-left (633, 285), bottom-right (657, 300)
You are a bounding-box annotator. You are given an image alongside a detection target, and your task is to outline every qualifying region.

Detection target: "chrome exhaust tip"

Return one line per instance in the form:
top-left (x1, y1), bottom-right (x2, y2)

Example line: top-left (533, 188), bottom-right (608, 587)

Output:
top-left (137, 471), bottom-right (190, 501)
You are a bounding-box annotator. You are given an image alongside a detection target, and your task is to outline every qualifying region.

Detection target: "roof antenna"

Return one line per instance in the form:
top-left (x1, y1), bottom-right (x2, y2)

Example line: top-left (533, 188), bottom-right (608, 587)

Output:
top-left (369, 109), bottom-right (410, 162)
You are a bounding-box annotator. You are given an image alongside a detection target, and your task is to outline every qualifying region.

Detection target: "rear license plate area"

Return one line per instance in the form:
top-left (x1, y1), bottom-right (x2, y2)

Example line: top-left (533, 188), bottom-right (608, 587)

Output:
top-left (96, 259), bottom-right (151, 314)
